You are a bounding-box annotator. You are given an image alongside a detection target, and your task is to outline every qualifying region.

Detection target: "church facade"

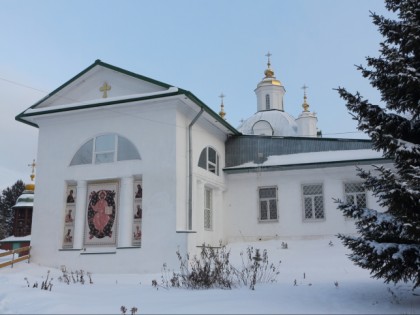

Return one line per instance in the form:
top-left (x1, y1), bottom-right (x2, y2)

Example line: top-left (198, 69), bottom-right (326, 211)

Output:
top-left (16, 59), bottom-right (389, 273)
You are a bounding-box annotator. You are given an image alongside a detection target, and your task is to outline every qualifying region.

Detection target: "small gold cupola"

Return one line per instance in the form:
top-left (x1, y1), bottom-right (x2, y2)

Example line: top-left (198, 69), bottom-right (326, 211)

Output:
top-left (264, 52), bottom-right (275, 78)
top-left (25, 159), bottom-right (36, 192)
top-left (218, 93), bottom-right (226, 120)
top-left (302, 84), bottom-right (310, 112)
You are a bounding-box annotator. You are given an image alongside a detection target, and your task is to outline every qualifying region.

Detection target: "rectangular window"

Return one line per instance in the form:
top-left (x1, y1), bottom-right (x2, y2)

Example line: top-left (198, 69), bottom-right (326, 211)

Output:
top-left (204, 188), bottom-right (213, 230)
top-left (259, 187), bottom-right (278, 221)
top-left (344, 182), bottom-right (367, 208)
top-left (302, 184), bottom-right (324, 220)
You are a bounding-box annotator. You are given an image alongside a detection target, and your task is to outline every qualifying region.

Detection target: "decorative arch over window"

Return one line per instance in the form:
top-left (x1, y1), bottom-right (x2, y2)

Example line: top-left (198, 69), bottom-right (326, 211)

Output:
top-left (70, 134), bottom-right (141, 166)
top-left (198, 146), bottom-right (220, 175)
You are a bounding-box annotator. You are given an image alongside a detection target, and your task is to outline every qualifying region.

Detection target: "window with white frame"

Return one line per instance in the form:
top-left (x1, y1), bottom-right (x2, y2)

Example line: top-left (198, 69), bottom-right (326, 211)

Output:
top-left (198, 147), bottom-right (220, 175)
top-left (70, 134), bottom-right (141, 166)
top-left (344, 182), bottom-right (367, 208)
top-left (302, 184), bottom-right (324, 220)
top-left (204, 187), bottom-right (213, 230)
top-left (259, 186), bottom-right (278, 221)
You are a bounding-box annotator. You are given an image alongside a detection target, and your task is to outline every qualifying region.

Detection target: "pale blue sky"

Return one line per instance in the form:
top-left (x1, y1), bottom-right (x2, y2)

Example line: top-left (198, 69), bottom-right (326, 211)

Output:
top-left (0, 0), bottom-right (390, 190)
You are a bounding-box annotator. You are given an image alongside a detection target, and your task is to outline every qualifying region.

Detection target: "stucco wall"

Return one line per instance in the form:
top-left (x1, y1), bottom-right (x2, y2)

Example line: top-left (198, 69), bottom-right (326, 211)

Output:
top-left (30, 99), bottom-right (189, 273)
top-left (224, 165), bottom-right (382, 242)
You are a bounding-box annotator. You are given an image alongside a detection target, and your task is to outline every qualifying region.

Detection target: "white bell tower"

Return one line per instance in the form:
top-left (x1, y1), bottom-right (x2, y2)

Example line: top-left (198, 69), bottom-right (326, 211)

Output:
top-left (296, 85), bottom-right (318, 137)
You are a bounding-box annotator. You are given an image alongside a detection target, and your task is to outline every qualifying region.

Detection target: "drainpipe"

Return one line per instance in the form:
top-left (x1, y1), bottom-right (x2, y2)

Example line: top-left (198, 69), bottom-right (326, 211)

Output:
top-left (188, 107), bottom-right (204, 230)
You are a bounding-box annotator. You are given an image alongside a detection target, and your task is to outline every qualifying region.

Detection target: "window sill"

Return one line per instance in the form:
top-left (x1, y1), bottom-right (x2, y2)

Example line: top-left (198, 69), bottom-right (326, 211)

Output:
top-left (303, 219), bottom-right (326, 223)
top-left (59, 248), bottom-right (82, 251)
top-left (80, 247), bottom-right (116, 255)
top-left (258, 219), bottom-right (279, 223)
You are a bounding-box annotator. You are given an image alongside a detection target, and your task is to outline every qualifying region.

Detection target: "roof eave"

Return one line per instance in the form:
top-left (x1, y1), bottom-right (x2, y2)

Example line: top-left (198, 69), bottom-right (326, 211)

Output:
top-left (223, 158), bottom-right (393, 174)
top-left (15, 88), bottom-right (241, 136)
top-left (180, 89), bottom-right (240, 136)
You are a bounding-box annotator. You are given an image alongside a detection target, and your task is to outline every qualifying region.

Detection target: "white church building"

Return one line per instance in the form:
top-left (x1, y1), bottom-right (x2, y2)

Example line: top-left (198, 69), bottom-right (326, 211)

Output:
top-left (16, 58), bottom-right (389, 273)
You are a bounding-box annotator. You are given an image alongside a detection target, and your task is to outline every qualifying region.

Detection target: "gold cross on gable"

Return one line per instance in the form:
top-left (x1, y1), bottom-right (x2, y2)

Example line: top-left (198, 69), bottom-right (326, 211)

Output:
top-left (100, 82), bottom-right (111, 98)
top-left (28, 159), bottom-right (36, 181)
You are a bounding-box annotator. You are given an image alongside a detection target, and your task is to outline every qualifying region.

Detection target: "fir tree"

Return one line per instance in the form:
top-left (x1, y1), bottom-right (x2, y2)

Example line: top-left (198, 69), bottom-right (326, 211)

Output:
top-left (0, 180), bottom-right (26, 239)
top-left (336, 0), bottom-right (420, 289)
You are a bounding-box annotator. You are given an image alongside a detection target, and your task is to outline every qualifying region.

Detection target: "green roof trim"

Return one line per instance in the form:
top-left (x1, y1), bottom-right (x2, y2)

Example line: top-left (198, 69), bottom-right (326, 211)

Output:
top-left (25, 59), bottom-right (173, 110)
top-left (180, 89), bottom-right (240, 135)
top-left (15, 60), bottom-right (240, 135)
top-left (223, 158), bottom-right (393, 174)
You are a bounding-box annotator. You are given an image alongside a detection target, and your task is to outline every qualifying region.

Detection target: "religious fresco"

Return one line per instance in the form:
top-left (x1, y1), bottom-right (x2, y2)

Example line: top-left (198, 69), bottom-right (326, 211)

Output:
top-left (132, 180), bottom-right (142, 247)
top-left (62, 184), bottom-right (77, 249)
top-left (84, 182), bottom-right (118, 247)
top-left (63, 227), bottom-right (74, 245)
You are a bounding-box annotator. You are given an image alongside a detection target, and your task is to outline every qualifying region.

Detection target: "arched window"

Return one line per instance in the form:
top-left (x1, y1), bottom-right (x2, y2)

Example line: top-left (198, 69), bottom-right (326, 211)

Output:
top-left (198, 147), bottom-right (219, 175)
top-left (70, 134), bottom-right (141, 166)
top-left (265, 94), bottom-right (270, 110)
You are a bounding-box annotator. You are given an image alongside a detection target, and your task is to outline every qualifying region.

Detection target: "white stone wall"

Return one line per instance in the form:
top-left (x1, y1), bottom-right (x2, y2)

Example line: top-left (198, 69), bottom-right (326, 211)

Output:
top-left (189, 114), bottom-right (228, 249)
top-left (224, 165), bottom-right (382, 242)
top-left (30, 99), bottom-right (190, 273)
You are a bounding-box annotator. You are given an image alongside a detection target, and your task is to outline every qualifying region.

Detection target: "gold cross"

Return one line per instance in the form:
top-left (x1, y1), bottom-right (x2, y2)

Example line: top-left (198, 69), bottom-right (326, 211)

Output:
top-left (28, 159), bottom-right (36, 181)
top-left (302, 84), bottom-right (308, 96)
top-left (301, 84), bottom-right (309, 112)
top-left (100, 82), bottom-right (111, 98)
top-left (219, 92), bottom-right (225, 105)
top-left (265, 51), bottom-right (272, 68)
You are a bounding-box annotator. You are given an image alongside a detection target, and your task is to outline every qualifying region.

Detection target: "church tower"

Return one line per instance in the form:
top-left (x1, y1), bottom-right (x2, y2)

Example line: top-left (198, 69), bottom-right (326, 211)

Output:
top-left (238, 53), bottom-right (298, 136)
top-left (296, 86), bottom-right (318, 137)
top-left (254, 52), bottom-right (286, 112)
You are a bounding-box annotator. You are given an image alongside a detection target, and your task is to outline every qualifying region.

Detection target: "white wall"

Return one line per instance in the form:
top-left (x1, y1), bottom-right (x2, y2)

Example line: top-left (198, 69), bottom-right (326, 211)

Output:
top-left (224, 165), bottom-right (383, 242)
top-left (30, 99), bottom-right (189, 273)
top-left (178, 110), bottom-right (228, 249)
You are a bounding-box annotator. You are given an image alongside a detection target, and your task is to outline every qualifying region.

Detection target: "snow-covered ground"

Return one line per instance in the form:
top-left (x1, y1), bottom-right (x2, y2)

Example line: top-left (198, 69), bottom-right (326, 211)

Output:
top-left (0, 236), bottom-right (418, 314)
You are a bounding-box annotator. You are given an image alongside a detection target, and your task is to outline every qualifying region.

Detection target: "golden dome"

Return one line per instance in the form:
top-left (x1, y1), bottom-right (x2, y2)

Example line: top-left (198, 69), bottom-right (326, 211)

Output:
top-left (302, 84), bottom-right (310, 112)
top-left (25, 183), bottom-right (35, 191)
top-left (264, 68), bottom-right (274, 78)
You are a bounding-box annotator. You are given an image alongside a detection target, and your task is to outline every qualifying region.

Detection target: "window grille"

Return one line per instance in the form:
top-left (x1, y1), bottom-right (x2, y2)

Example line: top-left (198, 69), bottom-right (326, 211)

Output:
top-left (344, 182), bottom-right (367, 208)
top-left (302, 184), bottom-right (324, 220)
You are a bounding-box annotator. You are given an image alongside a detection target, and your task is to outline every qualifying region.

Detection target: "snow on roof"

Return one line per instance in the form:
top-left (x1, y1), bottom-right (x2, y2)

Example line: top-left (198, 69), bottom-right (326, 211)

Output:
top-left (226, 149), bottom-right (384, 169)
top-left (13, 193), bottom-right (34, 208)
top-left (0, 235), bottom-right (31, 242)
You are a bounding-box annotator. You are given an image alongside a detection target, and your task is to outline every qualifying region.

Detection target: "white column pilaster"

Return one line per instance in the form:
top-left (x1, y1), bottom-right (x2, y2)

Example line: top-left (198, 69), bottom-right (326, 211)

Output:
top-left (73, 180), bottom-right (87, 249)
top-left (118, 176), bottom-right (134, 247)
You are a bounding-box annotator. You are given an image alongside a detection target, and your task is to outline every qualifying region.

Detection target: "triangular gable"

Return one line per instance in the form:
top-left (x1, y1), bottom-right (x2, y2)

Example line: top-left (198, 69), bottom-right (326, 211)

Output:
top-left (29, 59), bottom-right (173, 109)
top-left (15, 60), bottom-right (240, 136)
